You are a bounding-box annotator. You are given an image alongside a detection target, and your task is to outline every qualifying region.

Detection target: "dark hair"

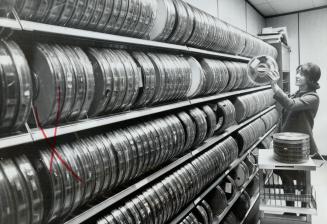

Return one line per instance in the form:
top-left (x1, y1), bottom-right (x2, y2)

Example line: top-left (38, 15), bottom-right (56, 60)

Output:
top-left (296, 63), bottom-right (321, 90)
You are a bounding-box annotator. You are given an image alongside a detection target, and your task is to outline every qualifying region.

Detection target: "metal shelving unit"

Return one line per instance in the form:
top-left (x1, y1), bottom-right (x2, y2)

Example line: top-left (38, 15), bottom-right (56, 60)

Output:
top-left (0, 86), bottom-right (270, 150)
top-left (169, 125), bottom-right (277, 224)
top-left (0, 13), bottom-right (277, 224)
top-left (64, 109), bottom-right (276, 224)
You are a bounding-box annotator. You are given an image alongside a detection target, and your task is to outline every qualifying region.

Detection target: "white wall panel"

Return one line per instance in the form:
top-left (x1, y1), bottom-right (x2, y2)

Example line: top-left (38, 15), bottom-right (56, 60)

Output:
top-left (218, 0), bottom-right (247, 30)
top-left (246, 3), bottom-right (265, 35)
top-left (184, 0), bottom-right (218, 17)
top-left (266, 14), bottom-right (299, 94)
top-left (299, 8), bottom-right (327, 155)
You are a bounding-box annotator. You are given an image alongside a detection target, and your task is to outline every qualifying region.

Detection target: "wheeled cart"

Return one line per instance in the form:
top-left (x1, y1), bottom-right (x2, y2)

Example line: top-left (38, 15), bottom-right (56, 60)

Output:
top-left (258, 149), bottom-right (317, 224)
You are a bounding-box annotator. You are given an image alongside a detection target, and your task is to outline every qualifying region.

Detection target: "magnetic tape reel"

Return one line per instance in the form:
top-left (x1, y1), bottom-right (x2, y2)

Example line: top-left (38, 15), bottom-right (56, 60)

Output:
top-left (261, 108), bottom-right (279, 131)
top-left (177, 1), bottom-right (195, 44)
top-left (232, 191), bottom-right (251, 220)
top-left (0, 40), bottom-right (32, 132)
top-left (193, 205), bottom-right (209, 224)
top-left (186, 57), bottom-right (205, 98)
top-left (72, 46), bottom-right (95, 118)
top-left (244, 154), bottom-right (257, 175)
top-left (0, 159), bottom-right (31, 224)
top-left (189, 213), bottom-right (200, 224)
top-left (180, 166), bottom-right (196, 201)
top-left (0, 155), bottom-right (46, 224)
top-left (220, 175), bottom-right (237, 203)
top-left (188, 107), bottom-right (208, 147)
top-left (86, 48), bottom-right (109, 116)
top-left (223, 61), bottom-right (239, 92)
top-left (153, 182), bottom-right (171, 222)
top-left (30, 43), bottom-right (96, 126)
top-left (245, 173), bottom-right (259, 197)
top-left (0, 163), bottom-right (16, 224)
top-left (149, 0), bottom-right (175, 41)
top-left (221, 211), bottom-right (239, 224)
top-left (248, 55), bottom-right (279, 85)
top-left (168, 0), bottom-right (189, 43)
top-left (205, 185), bottom-right (228, 216)
top-left (131, 51), bottom-right (156, 107)
top-left (234, 96), bottom-right (249, 123)
top-left (232, 62), bottom-right (245, 90)
top-left (216, 99), bottom-right (236, 131)
top-left (201, 105), bottom-right (217, 139)
top-left (201, 200), bottom-right (213, 224)
top-left (231, 161), bottom-right (250, 189)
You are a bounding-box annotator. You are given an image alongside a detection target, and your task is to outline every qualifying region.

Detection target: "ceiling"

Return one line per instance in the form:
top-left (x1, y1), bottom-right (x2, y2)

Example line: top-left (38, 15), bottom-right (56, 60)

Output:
top-left (248, 0), bottom-right (327, 16)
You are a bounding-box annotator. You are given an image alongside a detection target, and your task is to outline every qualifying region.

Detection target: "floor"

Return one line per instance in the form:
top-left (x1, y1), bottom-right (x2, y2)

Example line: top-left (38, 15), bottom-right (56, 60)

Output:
top-left (311, 160), bottom-right (327, 224)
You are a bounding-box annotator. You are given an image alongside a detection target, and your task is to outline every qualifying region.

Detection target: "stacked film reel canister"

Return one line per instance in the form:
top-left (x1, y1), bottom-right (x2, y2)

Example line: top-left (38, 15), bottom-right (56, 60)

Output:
top-left (8, 0), bottom-right (278, 58)
top-left (273, 132), bottom-right (311, 163)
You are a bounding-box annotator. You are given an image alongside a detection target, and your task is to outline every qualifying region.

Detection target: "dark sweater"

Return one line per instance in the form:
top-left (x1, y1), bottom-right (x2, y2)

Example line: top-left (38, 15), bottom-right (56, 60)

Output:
top-left (274, 89), bottom-right (320, 154)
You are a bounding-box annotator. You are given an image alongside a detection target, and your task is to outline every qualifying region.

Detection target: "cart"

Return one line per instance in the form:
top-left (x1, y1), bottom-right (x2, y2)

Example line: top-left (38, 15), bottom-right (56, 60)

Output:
top-left (258, 149), bottom-right (317, 224)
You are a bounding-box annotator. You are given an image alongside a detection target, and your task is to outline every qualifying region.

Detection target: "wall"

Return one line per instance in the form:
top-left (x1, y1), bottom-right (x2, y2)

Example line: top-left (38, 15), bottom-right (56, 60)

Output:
top-left (267, 9), bottom-right (327, 155)
top-left (299, 8), bottom-right (327, 156)
top-left (185, 0), bottom-right (265, 35)
top-left (218, 0), bottom-right (247, 30)
top-left (184, 0), bottom-right (218, 17)
top-left (246, 3), bottom-right (265, 36)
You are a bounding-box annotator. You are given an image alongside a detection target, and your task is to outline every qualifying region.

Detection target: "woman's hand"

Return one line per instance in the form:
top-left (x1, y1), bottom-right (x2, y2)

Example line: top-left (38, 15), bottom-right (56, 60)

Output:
top-left (270, 79), bottom-right (279, 93)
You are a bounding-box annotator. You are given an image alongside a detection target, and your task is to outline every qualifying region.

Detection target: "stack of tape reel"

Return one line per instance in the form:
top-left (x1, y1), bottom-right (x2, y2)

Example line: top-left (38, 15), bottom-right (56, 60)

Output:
top-left (0, 155), bottom-right (44, 224)
top-left (10, 0), bottom-right (277, 58)
top-left (0, 103), bottom-right (275, 223)
top-left (234, 89), bottom-right (275, 123)
top-left (198, 58), bottom-right (258, 97)
top-left (260, 108), bottom-right (279, 131)
top-left (24, 102), bottom-right (240, 222)
top-left (0, 40), bottom-right (268, 134)
top-left (273, 132), bottom-right (310, 163)
top-left (236, 117), bottom-right (268, 155)
top-left (97, 136), bottom-right (239, 224)
top-left (14, 0), bottom-right (157, 39)
top-left (30, 44), bottom-right (193, 126)
top-left (152, 0), bottom-right (277, 58)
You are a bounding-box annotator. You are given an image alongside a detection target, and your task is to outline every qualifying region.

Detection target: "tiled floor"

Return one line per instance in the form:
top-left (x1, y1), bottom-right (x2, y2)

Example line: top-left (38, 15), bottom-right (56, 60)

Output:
top-left (311, 160), bottom-right (327, 224)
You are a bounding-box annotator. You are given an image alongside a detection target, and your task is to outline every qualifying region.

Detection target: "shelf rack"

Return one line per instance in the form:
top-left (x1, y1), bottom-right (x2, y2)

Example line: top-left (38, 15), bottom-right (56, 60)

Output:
top-left (63, 108), bottom-right (276, 224)
top-left (0, 86), bottom-right (270, 150)
top-left (169, 124), bottom-right (277, 224)
top-left (0, 17), bottom-right (250, 62)
top-left (0, 15), bottom-right (275, 224)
